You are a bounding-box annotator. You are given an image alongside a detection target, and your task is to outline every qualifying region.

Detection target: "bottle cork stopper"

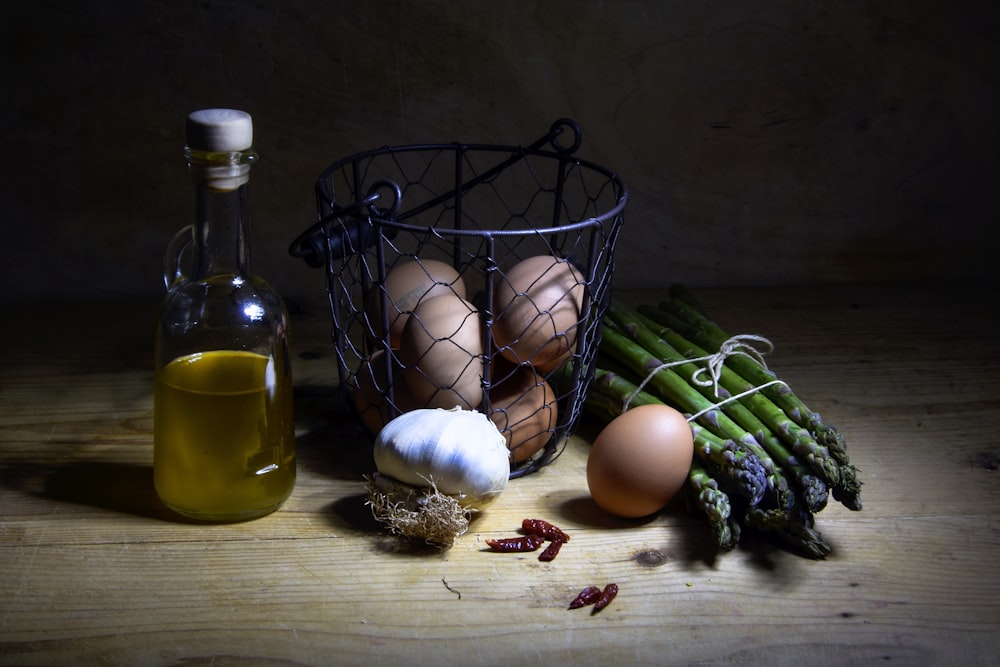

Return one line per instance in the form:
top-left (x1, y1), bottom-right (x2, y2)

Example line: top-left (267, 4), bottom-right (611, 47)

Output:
top-left (186, 109), bottom-right (254, 152)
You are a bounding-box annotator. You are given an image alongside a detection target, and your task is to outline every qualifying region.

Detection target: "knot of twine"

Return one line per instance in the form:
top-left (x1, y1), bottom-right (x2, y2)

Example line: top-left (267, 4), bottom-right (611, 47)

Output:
top-left (622, 334), bottom-right (786, 422)
top-left (690, 334), bottom-right (774, 397)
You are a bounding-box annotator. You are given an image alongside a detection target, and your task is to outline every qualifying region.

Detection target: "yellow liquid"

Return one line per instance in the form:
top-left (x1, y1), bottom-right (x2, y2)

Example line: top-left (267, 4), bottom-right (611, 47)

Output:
top-left (154, 350), bottom-right (296, 521)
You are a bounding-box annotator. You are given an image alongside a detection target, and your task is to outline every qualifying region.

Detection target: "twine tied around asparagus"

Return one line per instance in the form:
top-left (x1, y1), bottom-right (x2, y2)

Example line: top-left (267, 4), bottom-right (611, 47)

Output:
top-left (622, 334), bottom-right (787, 421)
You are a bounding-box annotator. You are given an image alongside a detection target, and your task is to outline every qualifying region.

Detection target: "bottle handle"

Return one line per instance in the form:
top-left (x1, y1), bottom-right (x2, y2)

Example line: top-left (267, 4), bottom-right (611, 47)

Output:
top-left (163, 225), bottom-right (194, 290)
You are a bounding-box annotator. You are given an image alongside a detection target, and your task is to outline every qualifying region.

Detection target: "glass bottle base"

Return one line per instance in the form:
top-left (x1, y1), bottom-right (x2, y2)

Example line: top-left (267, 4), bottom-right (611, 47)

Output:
top-left (160, 495), bottom-right (291, 523)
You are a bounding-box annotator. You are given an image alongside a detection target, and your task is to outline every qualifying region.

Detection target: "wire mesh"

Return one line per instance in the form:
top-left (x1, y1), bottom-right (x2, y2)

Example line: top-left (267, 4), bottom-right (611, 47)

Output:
top-left (290, 119), bottom-right (627, 477)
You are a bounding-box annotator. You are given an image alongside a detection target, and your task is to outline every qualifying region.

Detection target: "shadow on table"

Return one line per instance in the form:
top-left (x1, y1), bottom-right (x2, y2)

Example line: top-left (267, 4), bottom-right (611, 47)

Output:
top-left (0, 388), bottom-right (371, 526)
top-left (292, 384), bottom-right (377, 479)
top-left (553, 491), bottom-right (833, 572)
top-left (0, 459), bottom-right (181, 521)
top-left (554, 492), bottom-right (728, 567)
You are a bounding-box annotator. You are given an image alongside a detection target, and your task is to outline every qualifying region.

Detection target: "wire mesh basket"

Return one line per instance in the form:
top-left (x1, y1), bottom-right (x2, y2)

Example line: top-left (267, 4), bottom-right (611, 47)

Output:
top-left (290, 119), bottom-right (627, 477)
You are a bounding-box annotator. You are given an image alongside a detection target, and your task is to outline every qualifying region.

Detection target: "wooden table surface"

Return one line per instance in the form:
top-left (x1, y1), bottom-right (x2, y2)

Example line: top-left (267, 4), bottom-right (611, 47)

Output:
top-left (2, 285), bottom-right (998, 666)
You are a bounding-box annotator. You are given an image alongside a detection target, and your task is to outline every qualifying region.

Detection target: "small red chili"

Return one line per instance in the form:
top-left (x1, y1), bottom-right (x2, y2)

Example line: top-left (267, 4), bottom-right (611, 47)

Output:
top-left (486, 534), bottom-right (545, 553)
top-left (592, 583), bottom-right (619, 614)
top-left (568, 586), bottom-right (602, 609)
top-left (522, 518), bottom-right (571, 543)
top-left (538, 539), bottom-right (565, 562)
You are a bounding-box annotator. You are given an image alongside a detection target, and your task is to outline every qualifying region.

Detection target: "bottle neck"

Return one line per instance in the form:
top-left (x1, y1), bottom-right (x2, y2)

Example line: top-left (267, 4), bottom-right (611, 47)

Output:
top-left (187, 148), bottom-right (258, 280)
top-left (192, 182), bottom-right (252, 279)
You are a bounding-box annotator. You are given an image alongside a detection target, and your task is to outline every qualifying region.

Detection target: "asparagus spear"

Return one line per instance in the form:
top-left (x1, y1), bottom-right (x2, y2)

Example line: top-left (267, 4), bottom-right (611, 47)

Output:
top-left (686, 462), bottom-right (731, 525)
top-left (617, 305), bottom-right (831, 514)
top-left (665, 286), bottom-right (848, 460)
top-left (833, 463), bottom-right (863, 511)
top-left (640, 304), bottom-right (861, 510)
top-left (653, 292), bottom-right (851, 466)
top-left (687, 422), bottom-right (769, 507)
top-left (687, 462), bottom-right (740, 550)
top-left (636, 301), bottom-right (843, 490)
top-left (592, 366), bottom-right (662, 410)
top-left (581, 363), bottom-right (830, 557)
top-left (649, 294), bottom-right (861, 510)
top-left (743, 507), bottom-right (832, 559)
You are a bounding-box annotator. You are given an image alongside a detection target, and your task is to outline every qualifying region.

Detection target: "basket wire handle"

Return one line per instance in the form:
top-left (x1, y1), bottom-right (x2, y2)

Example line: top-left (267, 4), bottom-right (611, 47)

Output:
top-left (547, 117), bottom-right (583, 154)
top-left (289, 179), bottom-right (402, 266)
top-left (289, 119), bottom-right (583, 265)
top-left (396, 118), bottom-right (582, 224)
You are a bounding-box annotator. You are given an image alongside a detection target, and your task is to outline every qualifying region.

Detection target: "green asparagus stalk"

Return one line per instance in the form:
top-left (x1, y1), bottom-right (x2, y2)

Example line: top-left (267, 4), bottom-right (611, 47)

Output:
top-left (641, 303), bottom-right (861, 511)
top-left (567, 287), bottom-right (855, 558)
top-left (833, 463), bottom-right (863, 511)
top-left (667, 283), bottom-right (708, 315)
top-left (636, 301), bottom-right (843, 490)
top-left (687, 462), bottom-right (740, 550)
top-left (580, 367), bottom-right (829, 557)
top-left (687, 422), bottom-right (768, 507)
top-left (654, 291), bottom-right (851, 466)
top-left (591, 366), bottom-right (662, 410)
top-left (743, 507), bottom-right (832, 559)
top-left (580, 387), bottom-right (626, 425)
top-left (607, 303), bottom-right (829, 525)
top-left (649, 293), bottom-right (860, 510)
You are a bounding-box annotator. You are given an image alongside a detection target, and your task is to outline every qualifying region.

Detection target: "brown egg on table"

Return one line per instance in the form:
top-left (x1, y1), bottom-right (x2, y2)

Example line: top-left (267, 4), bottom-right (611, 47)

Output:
top-left (586, 404), bottom-right (695, 519)
top-left (492, 255), bottom-right (584, 372)
top-left (368, 259), bottom-right (467, 348)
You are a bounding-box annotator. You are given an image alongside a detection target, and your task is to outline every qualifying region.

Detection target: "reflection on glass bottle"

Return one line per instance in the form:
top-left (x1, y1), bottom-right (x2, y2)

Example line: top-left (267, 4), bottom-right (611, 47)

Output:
top-left (154, 109), bottom-right (295, 522)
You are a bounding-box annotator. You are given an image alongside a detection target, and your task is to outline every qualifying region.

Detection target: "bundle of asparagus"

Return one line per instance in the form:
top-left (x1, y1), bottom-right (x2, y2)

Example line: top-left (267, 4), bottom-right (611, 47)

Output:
top-left (580, 285), bottom-right (861, 558)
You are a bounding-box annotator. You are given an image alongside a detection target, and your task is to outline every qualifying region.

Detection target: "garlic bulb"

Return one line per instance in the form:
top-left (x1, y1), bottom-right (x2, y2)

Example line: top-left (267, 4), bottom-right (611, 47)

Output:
top-left (373, 406), bottom-right (510, 506)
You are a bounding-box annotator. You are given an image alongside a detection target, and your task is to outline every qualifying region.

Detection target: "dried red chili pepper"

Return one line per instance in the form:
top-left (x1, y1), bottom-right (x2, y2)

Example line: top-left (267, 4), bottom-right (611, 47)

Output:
top-left (591, 583), bottom-right (619, 614)
top-left (522, 518), bottom-right (570, 543)
top-left (486, 534), bottom-right (545, 553)
top-left (538, 538), bottom-right (565, 562)
top-left (568, 586), bottom-right (602, 609)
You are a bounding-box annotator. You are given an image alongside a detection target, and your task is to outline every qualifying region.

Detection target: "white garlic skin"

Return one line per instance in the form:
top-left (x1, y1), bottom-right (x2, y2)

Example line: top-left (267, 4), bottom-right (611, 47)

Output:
top-left (373, 406), bottom-right (510, 505)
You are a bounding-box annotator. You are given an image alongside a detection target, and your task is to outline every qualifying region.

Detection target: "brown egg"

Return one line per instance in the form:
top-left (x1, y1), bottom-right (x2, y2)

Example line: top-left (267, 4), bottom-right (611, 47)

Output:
top-left (368, 259), bottom-right (467, 347)
top-left (352, 350), bottom-right (420, 435)
top-left (492, 255), bottom-right (585, 371)
top-left (487, 361), bottom-right (558, 463)
top-left (586, 404), bottom-right (694, 518)
top-left (400, 293), bottom-right (485, 410)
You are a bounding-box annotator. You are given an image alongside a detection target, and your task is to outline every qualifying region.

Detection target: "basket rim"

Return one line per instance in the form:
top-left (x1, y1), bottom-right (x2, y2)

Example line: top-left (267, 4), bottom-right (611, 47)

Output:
top-left (314, 141), bottom-right (629, 227)
top-left (357, 211), bottom-right (622, 239)
top-left (290, 120), bottom-right (628, 268)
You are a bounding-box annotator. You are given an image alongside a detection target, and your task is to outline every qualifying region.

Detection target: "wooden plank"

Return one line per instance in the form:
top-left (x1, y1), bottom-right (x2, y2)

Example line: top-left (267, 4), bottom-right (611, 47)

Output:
top-left (1, 287), bottom-right (998, 666)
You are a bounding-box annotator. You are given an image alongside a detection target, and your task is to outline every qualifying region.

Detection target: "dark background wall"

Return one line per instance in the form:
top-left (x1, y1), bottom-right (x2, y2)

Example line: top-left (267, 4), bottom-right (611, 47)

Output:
top-left (3, 0), bottom-right (998, 302)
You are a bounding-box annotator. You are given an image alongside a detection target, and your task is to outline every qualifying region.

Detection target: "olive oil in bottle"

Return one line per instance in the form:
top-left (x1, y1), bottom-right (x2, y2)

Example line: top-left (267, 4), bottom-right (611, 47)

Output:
top-left (154, 109), bottom-right (295, 521)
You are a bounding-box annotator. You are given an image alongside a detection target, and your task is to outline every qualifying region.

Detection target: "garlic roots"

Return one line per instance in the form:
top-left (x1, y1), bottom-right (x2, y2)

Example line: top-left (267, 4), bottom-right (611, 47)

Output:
top-left (365, 473), bottom-right (471, 548)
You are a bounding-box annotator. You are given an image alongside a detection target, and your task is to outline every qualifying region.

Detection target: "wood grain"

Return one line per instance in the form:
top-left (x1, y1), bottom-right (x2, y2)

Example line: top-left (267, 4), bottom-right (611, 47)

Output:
top-left (1, 286), bottom-right (998, 666)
